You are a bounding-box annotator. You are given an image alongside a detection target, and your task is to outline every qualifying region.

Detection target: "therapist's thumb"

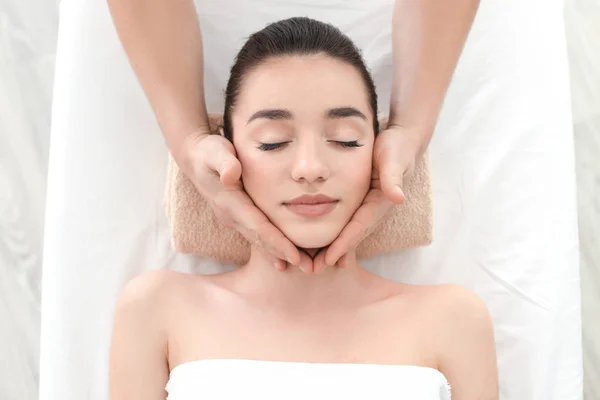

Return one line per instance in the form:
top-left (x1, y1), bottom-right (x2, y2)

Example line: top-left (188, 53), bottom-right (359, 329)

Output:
top-left (218, 157), bottom-right (242, 187)
top-left (209, 138), bottom-right (241, 187)
top-left (378, 159), bottom-right (407, 205)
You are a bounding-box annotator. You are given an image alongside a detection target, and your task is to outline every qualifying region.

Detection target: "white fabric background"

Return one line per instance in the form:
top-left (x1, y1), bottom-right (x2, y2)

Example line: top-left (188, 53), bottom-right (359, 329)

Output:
top-left (0, 0), bottom-right (598, 399)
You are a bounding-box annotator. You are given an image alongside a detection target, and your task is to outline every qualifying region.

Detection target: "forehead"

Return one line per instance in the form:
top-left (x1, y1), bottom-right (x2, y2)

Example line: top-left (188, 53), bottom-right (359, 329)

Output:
top-left (235, 54), bottom-right (371, 115)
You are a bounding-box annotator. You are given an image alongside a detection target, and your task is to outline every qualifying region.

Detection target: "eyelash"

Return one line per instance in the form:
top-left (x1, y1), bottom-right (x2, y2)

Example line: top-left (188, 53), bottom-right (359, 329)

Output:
top-left (258, 141), bottom-right (363, 151)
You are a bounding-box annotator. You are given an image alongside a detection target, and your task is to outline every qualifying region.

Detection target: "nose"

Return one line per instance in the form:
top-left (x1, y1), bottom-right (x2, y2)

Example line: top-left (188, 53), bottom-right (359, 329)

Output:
top-left (290, 138), bottom-right (330, 183)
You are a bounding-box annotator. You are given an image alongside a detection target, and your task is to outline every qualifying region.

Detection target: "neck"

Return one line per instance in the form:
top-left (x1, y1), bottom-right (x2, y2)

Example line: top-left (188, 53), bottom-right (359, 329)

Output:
top-left (231, 245), bottom-right (375, 313)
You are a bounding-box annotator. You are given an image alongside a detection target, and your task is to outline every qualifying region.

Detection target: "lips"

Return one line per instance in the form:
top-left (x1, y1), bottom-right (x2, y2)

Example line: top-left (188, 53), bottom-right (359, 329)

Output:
top-left (284, 194), bottom-right (339, 217)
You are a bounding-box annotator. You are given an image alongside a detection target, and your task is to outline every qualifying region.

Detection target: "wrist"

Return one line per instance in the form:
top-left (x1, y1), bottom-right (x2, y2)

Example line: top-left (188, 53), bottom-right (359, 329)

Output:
top-left (385, 118), bottom-right (433, 157)
top-left (170, 126), bottom-right (212, 177)
top-left (388, 97), bottom-right (439, 133)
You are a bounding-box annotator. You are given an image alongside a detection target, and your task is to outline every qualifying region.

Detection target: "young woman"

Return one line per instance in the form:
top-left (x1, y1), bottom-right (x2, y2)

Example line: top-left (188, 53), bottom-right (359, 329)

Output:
top-left (109, 17), bottom-right (498, 400)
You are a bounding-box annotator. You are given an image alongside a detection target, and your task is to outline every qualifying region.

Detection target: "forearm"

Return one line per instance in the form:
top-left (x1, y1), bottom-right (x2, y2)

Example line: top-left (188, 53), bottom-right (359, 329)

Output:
top-left (389, 0), bottom-right (479, 153)
top-left (107, 0), bottom-right (209, 163)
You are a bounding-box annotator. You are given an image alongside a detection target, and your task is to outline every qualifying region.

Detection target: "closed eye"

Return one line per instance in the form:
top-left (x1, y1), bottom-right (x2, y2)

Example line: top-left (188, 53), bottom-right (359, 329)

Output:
top-left (258, 140), bottom-right (363, 151)
top-left (258, 142), bottom-right (289, 151)
top-left (332, 140), bottom-right (363, 148)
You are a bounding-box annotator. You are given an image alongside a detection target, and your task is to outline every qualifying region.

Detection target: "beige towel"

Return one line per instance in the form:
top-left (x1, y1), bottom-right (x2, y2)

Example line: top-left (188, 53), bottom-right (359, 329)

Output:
top-left (165, 115), bottom-right (432, 265)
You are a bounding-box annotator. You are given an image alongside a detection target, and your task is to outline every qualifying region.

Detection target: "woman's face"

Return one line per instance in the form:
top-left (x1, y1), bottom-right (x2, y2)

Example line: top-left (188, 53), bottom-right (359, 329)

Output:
top-left (230, 54), bottom-right (375, 250)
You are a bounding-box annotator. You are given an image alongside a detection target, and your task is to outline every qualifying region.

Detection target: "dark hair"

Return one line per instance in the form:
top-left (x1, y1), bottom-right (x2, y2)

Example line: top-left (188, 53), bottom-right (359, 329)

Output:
top-left (222, 17), bottom-right (379, 141)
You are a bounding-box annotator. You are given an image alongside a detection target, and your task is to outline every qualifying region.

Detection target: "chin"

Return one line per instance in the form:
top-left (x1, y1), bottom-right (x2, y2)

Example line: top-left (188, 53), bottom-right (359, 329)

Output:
top-left (292, 239), bottom-right (332, 250)
top-left (283, 227), bottom-right (342, 250)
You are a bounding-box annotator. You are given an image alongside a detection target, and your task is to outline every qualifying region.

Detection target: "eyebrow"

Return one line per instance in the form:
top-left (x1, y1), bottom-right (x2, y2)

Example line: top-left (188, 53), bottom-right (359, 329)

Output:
top-left (246, 107), bottom-right (367, 125)
top-left (326, 107), bottom-right (367, 121)
top-left (247, 109), bottom-right (293, 124)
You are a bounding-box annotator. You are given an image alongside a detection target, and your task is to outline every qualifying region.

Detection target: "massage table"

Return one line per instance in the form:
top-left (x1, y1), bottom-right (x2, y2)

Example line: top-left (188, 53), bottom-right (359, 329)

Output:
top-left (41, 0), bottom-right (581, 398)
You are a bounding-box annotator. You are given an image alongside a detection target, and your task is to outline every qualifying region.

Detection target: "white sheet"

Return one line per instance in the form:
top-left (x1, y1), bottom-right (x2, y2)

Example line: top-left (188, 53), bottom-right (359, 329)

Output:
top-left (40, 0), bottom-right (582, 399)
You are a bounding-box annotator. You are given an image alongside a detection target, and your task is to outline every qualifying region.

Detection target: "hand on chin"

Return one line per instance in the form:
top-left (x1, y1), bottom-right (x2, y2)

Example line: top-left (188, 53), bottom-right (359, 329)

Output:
top-left (289, 245), bottom-right (349, 275)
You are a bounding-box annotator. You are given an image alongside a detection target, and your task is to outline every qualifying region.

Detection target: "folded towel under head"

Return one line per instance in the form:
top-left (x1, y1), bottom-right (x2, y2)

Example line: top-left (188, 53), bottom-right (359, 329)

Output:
top-left (165, 114), bottom-right (432, 265)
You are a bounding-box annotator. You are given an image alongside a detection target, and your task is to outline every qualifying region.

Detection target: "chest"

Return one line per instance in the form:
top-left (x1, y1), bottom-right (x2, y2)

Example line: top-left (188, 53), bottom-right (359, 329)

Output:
top-left (167, 290), bottom-right (439, 367)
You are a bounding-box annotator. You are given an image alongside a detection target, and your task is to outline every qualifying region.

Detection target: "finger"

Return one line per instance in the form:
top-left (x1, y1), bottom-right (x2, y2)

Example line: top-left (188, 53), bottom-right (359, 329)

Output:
top-left (219, 158), bottom-right (242, 187)
top-left (218, 190), bottom-right (301, 264)
top-left (338, 254), bottom-right (349, 268)
top-left (379, 163), bottom-right (406, 205)
top-left (375, 151), bottom-right (407, 205)
top-left (253, 218), bottom-right (302, 266)
top-left (325, 219), bottom-right (365, 266)
top-left (312, 248), bottom-right (329, 274)
top-left (274, 258), bottom-right (287, 271)
top-left (335, 254), bottom-right (345, 268)
top-left (325, 200), bottom-right (392, 266)
top-left (201, 136), bottom-right (242, 186)
top-left (262, 251), bottom-right (288, 271)
top-left (297, 250), bottom-right (314, 274)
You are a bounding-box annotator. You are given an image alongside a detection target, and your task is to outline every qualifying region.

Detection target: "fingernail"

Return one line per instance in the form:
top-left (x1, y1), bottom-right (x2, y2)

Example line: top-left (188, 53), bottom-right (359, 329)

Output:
top-left (397, 185), bottom-right (406, 199)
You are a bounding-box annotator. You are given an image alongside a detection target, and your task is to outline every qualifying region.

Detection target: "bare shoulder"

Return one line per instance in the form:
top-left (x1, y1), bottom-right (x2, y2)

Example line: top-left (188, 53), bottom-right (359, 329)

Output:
top-left (383, 283), bottom-right (494, 340)
top-left (425, 284), bottom-right (491, 320)
top-left (417, 283), bottom-right (495, 350)
top-left (117, 270), bottom-right (180, 305)
top-left (422, 284), bottom-right (499, 399)
top-left (114, 269), bottom-right (202, 317)
top-left (110, 270), bottom-right (193, 399)
top-left (387, 283), bottom-right (490, 316)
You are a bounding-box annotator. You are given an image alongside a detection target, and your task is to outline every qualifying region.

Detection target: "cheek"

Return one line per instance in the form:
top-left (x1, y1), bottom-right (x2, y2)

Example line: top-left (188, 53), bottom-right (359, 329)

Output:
top-left (237, 150), bottom-right (283, 204)
top-left (340, 148), bottom-right (373, 197)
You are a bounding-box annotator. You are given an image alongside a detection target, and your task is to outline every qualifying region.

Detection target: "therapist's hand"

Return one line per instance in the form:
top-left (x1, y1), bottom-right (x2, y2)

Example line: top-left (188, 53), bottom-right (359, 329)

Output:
top-left (313, 124), bottom-right (425, 273)
top-left (181, 130), bottom-right (309, 271)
